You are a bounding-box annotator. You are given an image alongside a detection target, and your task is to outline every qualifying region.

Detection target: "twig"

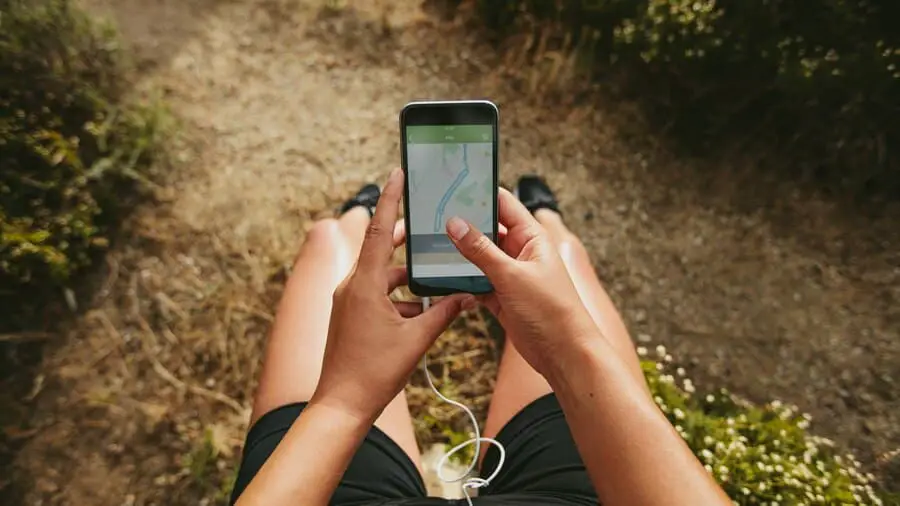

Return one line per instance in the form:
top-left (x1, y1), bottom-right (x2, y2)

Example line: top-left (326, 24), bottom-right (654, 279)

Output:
top-left (126, 275), bottom-right (245, 414)
top-left (0, 332), bottom-right (53, 343)
top-left (149, 355), bottom-right (244, 414)
top-left (91, 309), bottom-right (132, 377)
top-left (233, 302), bottom-right (275, 322)
top-left (427, 348), bottom-right (485, 365)
top-left (136, 311), bottom-right (244, 414)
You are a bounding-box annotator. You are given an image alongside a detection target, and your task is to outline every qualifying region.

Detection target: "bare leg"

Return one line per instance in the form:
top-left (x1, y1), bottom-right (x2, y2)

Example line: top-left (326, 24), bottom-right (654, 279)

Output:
top-left (251, 206), bottom-right (422, 470)
top-left (483, 209), bottom-right (646, 444)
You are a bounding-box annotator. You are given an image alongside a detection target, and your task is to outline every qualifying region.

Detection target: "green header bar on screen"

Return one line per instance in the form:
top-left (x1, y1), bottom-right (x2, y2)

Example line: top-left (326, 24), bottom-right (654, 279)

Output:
top-left (406, 125), bottom-right (493, 144)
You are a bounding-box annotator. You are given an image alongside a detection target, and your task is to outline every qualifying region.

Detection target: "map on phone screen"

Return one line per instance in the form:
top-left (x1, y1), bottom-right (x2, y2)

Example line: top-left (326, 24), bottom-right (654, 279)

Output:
top-left (406, 124), bottom-right (494, 278)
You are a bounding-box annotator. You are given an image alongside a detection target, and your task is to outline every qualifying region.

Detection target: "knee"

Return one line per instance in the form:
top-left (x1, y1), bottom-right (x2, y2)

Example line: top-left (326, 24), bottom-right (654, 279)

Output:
top-left (306, 218), bottom-right (342, 245)
top-left (554, 230), bottom-right (584, 252)
top-left (553, 231), bottom-right (589, 264)
top-left (294, 219), bottom-right (342, 262)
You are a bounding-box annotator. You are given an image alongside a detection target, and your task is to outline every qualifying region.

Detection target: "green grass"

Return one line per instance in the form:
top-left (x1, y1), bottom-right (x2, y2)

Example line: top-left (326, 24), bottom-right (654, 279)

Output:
top-left (641, 344), bottom-right (885, 504)
top-left (0, 0), bottom-right (166, 330)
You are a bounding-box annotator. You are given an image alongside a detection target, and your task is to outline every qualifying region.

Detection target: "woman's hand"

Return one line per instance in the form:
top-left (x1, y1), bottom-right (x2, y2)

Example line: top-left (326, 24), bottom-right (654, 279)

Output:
top-left (445, 189), bottom-right (599, 379)
top-left (312, 168), bottom-right (471, 422)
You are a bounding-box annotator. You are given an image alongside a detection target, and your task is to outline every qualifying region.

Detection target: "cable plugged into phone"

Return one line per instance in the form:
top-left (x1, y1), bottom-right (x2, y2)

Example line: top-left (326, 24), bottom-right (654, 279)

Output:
top-left (420, 297), bottom-right (506, 506)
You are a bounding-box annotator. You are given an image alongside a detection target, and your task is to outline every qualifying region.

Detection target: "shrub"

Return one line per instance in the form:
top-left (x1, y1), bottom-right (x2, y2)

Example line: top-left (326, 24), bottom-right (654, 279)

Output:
top-left (466, 0), bottom-right (900, 193)
top-left (0, 0), bottom-right (162, 328)
top-left (641, 344), bottom-right (885, 504)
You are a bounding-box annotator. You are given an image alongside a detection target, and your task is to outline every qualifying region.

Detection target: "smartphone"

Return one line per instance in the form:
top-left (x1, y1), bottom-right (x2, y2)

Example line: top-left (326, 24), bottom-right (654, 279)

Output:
top-left (400, 100), bottom-right (499, 296)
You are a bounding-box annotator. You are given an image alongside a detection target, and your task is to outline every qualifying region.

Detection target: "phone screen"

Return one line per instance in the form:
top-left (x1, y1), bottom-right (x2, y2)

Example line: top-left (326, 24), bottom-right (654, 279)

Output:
top-left (405, 124), bottom-right (495, 286)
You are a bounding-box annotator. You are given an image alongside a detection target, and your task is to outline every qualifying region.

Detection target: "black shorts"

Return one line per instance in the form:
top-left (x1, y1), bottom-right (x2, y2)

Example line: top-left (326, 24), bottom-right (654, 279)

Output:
top-left (230, 393), bottom-right (597, 505)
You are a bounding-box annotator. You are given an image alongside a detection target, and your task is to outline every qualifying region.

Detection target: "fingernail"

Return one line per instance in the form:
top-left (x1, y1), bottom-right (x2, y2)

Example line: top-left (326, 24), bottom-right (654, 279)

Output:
top-left (390, 167), bottom-right (403, 184)
top-left (446, 217), bottom-right (469, 240)
top-left (461, 295), bottom-right (478, 311)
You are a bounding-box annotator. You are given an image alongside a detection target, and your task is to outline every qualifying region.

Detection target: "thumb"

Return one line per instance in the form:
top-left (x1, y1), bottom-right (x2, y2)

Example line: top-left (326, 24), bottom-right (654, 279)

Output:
top-left (413, 294), bottom-right (471, 339)
top-left (445, 217), bottom-right (510, 277)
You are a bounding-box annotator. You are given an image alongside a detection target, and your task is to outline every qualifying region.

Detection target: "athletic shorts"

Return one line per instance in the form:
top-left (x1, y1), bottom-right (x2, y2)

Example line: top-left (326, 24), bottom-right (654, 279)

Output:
top-left (229, 393), bottom-right (597, 505)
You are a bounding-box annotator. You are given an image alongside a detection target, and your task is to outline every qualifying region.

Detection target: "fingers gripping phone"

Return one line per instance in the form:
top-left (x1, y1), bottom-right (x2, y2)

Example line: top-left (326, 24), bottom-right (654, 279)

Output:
top-left (400, 100), bottom-right (499, 296)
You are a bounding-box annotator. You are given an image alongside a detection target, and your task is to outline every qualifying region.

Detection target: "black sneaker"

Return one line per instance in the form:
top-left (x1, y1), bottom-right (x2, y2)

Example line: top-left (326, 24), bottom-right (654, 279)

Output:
top-left (339, 183), bottom-right (381, 217)
top-left (515, 175), bottom-right (561, 216)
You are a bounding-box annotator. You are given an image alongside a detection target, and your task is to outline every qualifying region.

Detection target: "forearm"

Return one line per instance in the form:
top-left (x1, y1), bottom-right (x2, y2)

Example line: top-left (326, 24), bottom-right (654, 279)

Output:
top-left (236, 401), bottom-right (373, 506)
top-left (547, 334), bottom-right (730, 506)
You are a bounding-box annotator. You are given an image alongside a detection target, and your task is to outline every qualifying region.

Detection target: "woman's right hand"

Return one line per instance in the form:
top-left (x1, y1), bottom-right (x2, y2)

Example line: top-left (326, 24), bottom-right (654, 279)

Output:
top-left (445, 189), bottom-right (600, 378)
top-left (450, 190), bottom-right (734, 506)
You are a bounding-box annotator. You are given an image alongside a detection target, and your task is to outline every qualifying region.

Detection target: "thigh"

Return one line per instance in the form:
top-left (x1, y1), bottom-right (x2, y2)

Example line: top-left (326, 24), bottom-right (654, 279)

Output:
top-left (481, 339), bottom-right (552, 451)
top-left (479, 394), bottom-right (597, 505)
top-left (249, 215), bottom-right (421, 468)
top-left (230, 403), bottom-right (427, 505)
top-left (251, 220), bottom-right (354, 424)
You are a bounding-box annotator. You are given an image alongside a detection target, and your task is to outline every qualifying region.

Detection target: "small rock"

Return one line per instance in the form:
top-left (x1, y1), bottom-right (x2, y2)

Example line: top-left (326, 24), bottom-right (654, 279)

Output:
top-left (637, 333), bottom-right (652, 343)
top-left (64, 288), bottom-right (77, 312)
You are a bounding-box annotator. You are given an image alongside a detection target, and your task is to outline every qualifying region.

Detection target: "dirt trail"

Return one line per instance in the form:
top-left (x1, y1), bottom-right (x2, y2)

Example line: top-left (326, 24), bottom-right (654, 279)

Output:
top-left (9, 0), bottom-right (898, 503)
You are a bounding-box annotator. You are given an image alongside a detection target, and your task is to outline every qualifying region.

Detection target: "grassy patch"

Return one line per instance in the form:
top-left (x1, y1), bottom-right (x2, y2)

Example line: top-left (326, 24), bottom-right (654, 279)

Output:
top-left (183, 427), bottom-right (237, 505)
top-left (641, 343), bottom-right (886, 504)
top-left (418, 315), bottom-right (888, 503)
top-left (459, 0), bottom-right (900, 195)
top-left (0, 0), bottom-right (166, 331)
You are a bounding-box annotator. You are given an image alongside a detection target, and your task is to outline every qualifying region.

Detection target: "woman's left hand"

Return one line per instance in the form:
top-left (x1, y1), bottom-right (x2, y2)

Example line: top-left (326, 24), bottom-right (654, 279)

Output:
top-left (311, 168), bottom-right (472, 422)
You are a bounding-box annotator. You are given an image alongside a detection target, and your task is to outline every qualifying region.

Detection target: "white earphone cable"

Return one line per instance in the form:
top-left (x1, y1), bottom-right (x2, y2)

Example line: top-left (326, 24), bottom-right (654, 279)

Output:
top-left (420, 296), bottom-right (506, 505)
